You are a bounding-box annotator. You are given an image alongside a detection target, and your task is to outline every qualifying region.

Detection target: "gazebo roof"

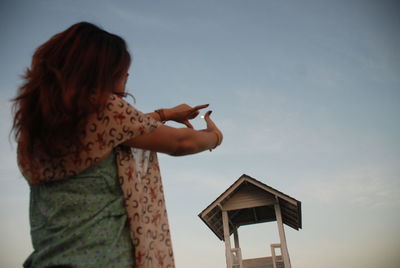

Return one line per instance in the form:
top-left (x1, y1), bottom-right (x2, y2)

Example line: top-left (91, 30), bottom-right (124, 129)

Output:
top-left (198, 174), bottom-right (302, 241)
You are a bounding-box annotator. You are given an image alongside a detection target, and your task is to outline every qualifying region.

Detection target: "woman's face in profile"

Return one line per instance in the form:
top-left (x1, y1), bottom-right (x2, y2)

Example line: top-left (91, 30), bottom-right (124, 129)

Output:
top-left (115, 72), bottom-right (129, 94)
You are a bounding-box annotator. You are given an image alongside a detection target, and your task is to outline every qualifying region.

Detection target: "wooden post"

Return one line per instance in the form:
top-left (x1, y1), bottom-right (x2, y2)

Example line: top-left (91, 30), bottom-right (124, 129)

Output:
top-left (222, 210), bottom-right (233, 268)
top-left (274, 201), bottom-right (291, 268)
top-left (233, 226), bottom-right (240, 249)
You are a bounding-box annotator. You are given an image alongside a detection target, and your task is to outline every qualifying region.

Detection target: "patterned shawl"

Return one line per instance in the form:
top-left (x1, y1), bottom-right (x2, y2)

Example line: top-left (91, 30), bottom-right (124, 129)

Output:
top-left (17, 94), bottom-right (175, 268)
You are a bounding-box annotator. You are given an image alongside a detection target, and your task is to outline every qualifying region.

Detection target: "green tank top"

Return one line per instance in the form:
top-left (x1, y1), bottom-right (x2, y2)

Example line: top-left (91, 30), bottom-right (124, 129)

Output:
top-left (24, 150), bottom-right (135, 268)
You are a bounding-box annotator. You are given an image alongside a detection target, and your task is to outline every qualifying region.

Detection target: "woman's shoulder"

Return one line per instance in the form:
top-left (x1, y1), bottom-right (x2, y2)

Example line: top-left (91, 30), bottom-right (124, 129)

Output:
top-left (84, 93), bottom-right (162, 147)
top-left (100, 94), bottom-right (141, 119)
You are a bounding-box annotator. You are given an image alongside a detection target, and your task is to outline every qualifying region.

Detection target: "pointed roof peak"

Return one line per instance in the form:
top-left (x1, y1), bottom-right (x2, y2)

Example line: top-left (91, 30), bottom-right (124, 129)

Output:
top-left (199, 174), bottom-right (302, 240)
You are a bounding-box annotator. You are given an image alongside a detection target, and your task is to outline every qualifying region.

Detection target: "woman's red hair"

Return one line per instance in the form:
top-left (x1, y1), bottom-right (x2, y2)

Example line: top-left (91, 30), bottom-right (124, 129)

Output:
top-left (12, 22), bottom-right (131, 157)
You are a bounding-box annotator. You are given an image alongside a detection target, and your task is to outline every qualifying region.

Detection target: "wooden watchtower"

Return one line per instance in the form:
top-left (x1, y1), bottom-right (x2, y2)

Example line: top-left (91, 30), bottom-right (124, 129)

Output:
top-left (199, 174), bottom-right (302, 268)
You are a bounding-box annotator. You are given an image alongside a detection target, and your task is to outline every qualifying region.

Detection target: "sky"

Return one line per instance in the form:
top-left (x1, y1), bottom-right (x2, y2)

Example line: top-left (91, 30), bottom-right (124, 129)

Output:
top-left (0, 0), bottom-right (399, 267)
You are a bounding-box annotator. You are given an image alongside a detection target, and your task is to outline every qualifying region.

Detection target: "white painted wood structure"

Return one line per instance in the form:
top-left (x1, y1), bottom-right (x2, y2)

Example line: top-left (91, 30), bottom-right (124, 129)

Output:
top-left (199, 174), bottom-right (302, 268)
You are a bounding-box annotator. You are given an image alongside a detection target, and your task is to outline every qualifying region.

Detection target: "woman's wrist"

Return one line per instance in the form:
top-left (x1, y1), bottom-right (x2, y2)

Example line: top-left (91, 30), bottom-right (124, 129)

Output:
top-left (209, 130), bottom-right (222, 151)
top-left (154, 109), bottom-right (167, 122)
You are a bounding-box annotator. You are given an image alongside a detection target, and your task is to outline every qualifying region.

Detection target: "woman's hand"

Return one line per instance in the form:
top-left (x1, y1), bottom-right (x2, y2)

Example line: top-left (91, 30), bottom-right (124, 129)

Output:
top-left (203, 110), bottom-right (223, 147)
top-left (165, 104), bottom-right (209, 128)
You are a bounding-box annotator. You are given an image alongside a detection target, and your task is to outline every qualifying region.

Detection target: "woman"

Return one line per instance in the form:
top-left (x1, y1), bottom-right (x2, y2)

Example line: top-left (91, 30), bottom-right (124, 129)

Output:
top-left (12, 22), bottom-right (222, 268)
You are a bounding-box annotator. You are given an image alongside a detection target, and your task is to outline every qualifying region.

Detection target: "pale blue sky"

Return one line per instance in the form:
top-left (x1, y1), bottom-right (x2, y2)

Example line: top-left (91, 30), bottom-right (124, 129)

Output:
top-left (1, 0), bottom-right (399, 267)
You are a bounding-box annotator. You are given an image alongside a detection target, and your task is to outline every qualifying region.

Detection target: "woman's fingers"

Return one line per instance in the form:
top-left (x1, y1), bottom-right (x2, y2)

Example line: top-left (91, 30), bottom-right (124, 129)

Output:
top-left (185, 104), bottom-right (207, 120)
top-left (187, 110), bottom-right (200, 119)
top-left (204, 110), bottom-right (212, 118)
top-left (189, 104), bottom-right (209, 117)
top-left (204, 110), bottom-right (217, 128)
top-left (192, 104), bottom-right (209, 111)
top-left (183, 120), bottom-right (194, 129)
top-left (170, 104), bottom-right (212, 127)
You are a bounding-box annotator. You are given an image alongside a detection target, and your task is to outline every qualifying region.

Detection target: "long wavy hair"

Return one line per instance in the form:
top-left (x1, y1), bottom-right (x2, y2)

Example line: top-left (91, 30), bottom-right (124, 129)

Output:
top-left (11, 22), bottom-right (131, 157)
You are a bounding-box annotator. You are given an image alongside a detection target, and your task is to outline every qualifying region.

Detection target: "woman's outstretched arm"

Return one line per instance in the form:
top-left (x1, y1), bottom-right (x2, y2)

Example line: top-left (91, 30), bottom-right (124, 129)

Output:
top-left (122, 111), bottom-right (223, 156)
